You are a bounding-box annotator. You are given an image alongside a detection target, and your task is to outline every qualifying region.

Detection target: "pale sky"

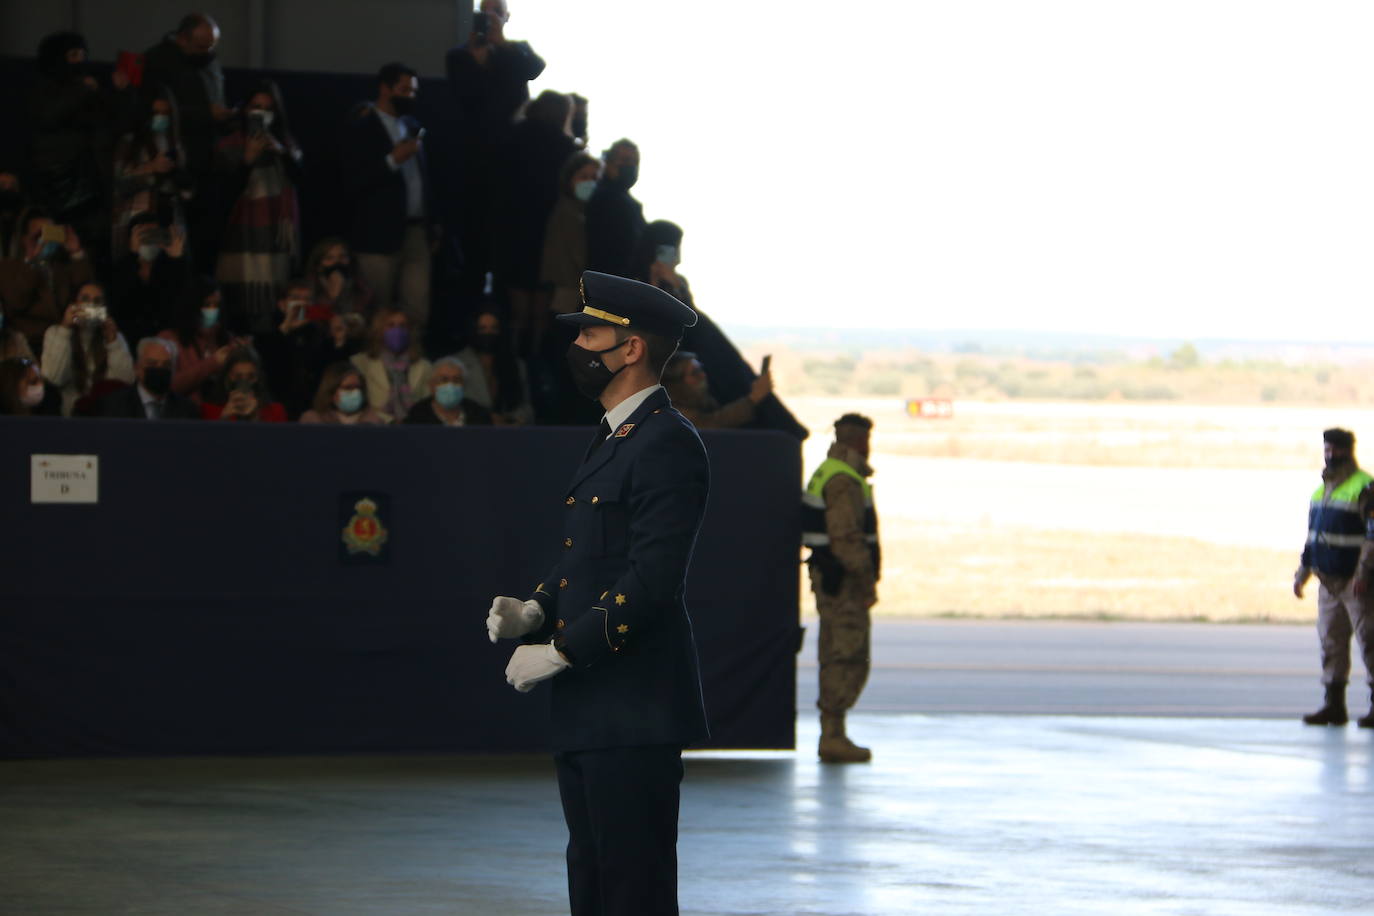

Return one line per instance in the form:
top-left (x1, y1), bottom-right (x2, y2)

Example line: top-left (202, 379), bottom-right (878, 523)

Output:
top-left (519, 0), bottom-right (1374, 341)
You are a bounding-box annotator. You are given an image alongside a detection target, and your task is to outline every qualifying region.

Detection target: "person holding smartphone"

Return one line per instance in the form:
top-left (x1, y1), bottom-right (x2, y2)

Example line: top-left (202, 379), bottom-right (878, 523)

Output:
top-left (40, 281), bottom-right (136, 415)
top-left (214, 80), bottom-right (303, 336)
top-left (0, 209), bottom-right (94, 353)
top-left (341, 63), bottom-right (436, 332)
top-left (661, 349), bottom-right (773, 430)
top-left (201, 348), bottom-right (287, 422)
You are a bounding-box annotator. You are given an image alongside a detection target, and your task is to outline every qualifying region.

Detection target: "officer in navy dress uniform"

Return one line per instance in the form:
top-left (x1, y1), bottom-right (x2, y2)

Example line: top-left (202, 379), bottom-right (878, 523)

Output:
top-left (486, 270), bottom-right (710, 916)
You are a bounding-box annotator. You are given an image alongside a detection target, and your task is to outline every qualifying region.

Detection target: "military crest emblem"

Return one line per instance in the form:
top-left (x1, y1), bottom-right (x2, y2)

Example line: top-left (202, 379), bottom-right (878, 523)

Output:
top-left (340, 494), bottom-right (390, 562)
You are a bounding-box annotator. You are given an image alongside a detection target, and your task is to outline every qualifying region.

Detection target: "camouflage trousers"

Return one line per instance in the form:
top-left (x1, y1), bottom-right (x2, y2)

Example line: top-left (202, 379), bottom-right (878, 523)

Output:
top-left (1317, 578), bottom-right (1374, 687)
top-left (811, 568), bottom-right (872, 714)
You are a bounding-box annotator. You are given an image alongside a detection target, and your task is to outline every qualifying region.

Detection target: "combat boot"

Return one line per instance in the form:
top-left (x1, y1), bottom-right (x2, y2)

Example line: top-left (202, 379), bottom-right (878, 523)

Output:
top-left (818, 713), bottom-right (871, 763)
top-left (1357, 686), bottom-right (1374, 729)
top-left (1302, 681), bottom-right (1348, 726)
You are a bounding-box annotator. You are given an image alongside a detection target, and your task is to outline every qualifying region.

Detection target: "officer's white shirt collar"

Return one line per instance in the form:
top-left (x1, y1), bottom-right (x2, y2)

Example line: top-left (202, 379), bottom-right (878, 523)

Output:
top-left (602, 384), bottom-right (662, 437)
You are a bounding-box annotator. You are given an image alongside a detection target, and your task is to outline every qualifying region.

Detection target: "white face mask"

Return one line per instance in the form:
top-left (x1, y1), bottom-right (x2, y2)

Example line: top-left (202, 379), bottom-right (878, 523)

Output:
top-left (21, 382), bottom-right (45, 407)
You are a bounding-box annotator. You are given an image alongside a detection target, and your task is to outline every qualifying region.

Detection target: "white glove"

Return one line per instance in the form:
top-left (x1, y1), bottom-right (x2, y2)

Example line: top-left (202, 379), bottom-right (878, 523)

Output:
top-left (487, 596), bottom-right (544, 643)
top-left (505, 642), bottom-right (570, 693)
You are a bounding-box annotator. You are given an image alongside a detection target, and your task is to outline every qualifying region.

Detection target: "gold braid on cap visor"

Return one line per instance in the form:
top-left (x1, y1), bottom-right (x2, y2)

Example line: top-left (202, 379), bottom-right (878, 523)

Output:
top-left (581, 306), bottom-right (631, 327)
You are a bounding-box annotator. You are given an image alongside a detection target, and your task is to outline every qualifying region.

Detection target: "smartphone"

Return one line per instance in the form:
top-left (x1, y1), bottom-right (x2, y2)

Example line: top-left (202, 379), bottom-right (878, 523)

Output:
top-left (415, 127), bottom-right (427, 141)
top-left (40, 224), bottom-right (66, 244)
top-left (761, 354), bottom-right (772, 375)
top-left (288, 301), bottom-right (307, 322)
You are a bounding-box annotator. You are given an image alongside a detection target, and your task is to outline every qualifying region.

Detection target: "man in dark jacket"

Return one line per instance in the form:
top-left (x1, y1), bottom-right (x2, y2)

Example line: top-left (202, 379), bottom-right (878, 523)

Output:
top-left (100, 337), bottom-right (198, 419)
top-left (446, 0), bottom-right (546, 301)
top-left (340, 63), bottom-right (434, 329)
top-left (487, 271), bottom-right (708, 916)
top-left (586, 140), bottom-right (645, 278)
top-left (142, 13), bottom-right (232, 271)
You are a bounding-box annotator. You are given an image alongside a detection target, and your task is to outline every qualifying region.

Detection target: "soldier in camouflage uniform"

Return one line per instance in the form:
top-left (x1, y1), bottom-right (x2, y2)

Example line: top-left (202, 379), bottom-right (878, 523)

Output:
top-left (802, 414), bottom-right (879, 763)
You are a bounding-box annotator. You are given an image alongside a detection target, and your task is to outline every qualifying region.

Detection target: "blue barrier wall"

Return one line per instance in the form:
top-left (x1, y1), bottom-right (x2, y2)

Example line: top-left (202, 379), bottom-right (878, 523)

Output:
top-left (0, 418), bottom-right (801, 757)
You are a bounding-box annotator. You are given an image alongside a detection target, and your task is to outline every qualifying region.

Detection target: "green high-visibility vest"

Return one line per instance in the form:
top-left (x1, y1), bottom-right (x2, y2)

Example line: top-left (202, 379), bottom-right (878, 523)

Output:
top-left (1304, 469), bottom-right (1374, 577)
top-left (801, 459), bottom-right (879, 580)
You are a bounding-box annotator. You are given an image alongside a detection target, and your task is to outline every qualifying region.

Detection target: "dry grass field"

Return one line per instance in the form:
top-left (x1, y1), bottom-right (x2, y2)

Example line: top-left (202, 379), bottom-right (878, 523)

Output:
top-left (770, 392), bottom-right (1374, 624)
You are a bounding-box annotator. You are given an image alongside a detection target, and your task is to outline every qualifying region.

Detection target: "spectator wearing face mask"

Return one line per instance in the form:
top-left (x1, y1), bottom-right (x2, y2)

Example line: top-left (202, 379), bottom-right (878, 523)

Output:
top-left (159, 275), bottom-right (250, 401)
top-left (112, 89), bottom-right (192, 258)
top-left (258, 278), bottom-right (332, 419)
top-left (143, 13), bottom-right (234, 271)
top-left (586, 139), bottom-right (645, 278)
top-left (541, 152), bottom-right (599, 317)
top-left (662, 351), bottom-right (772, 430)
top-left (27, 32), bottom-right (125, 271)
top-left (300, 362), bottom-right (392, 425)
top-left (0, 295), bottom-right (37, 361)
top-left (499, 90), bottom-right (577, 356)
top-left (402, 356), bottom-right (492, 426)
top-left (202, 347), bottom-right (286, 422)
top-left (214, 81), bottom-right (303, 336)
top-left (40, 281), bottom-right (136, 416)
top-left (350, 306), bottom-right (432, 419)
top-left (306, 237), bottom-right (373, 319)
top-left (633, 220), bottom-right (692, 303)
top-left (0, 357), bottom-right (62, 417)
top-left (341, 63), bottom-right (435, 331)
top-left (447, 0), bottom-right (546, 305)
top-left (452, 308), bottom-right (532, 425)
top-left (0, 208), bottom-right (95, 353)
top-left (635, 220), bottom-right (806, 441)
top-left (99, 336), bottom-right (198, 419)
top-left (111, 213), bottom-right (191, 346)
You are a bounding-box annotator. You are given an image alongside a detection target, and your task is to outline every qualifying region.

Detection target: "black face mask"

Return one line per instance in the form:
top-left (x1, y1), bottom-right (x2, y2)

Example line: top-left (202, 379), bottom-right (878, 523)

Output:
top-left (187, 51), bottom-right (216, 69)
top-left (142, 366), bottom-right (172, 397)
top-left (322, 263), bottom-right (352, 279)
top-left (472, 332), bottom-right (501, 353)
top-left (616, 163), bottom-right (639, 190)
top-left (0, 190), bottom-right (22, 213)
top-left (571, 113), bottom-right (588, 139)
top-left (391, 96), bottom-right (417, 116)
top-left (566, 339), bottom-right (628, 401)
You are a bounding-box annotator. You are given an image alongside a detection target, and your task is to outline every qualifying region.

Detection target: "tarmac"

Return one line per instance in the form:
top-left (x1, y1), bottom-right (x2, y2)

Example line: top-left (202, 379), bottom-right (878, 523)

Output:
top-left (3, 620), bottom-right (1373, 915)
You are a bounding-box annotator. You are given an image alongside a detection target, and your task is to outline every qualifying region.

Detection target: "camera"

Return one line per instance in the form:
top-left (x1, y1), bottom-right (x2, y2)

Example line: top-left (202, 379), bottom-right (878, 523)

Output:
top-left (79, 304), bottom-right (108, 324)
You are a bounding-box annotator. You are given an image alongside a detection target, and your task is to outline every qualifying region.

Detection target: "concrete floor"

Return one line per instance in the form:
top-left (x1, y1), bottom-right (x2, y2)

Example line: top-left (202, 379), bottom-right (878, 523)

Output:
top-left (3, 713), bottom-right (1373, 915)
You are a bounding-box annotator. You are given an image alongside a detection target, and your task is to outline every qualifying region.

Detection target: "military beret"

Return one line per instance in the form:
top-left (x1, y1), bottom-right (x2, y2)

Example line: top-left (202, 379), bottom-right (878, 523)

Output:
top-left (556, 270), bottom-right (698, 338)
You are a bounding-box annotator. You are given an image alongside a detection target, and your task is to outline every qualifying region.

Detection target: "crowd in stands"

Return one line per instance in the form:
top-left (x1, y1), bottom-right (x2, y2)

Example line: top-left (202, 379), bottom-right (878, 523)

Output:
top-left (0, 4), bottom-right (776, 429)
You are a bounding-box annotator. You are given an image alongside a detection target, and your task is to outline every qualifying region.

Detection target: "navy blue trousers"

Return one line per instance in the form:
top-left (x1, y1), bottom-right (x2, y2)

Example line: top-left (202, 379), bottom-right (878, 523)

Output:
top-left (554, 745), bottom-right (684, 916)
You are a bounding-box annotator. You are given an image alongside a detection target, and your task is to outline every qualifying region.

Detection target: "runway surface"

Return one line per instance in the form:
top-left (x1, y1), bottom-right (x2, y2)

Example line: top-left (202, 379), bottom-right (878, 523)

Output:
top-left (800, 618), bottom-right (1367, 717)
top-left (3, 620), bottom-right (1372, 915)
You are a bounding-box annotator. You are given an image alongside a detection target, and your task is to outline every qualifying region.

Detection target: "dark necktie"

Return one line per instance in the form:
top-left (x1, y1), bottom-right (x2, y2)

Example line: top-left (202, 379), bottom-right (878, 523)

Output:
top-left (587, 419), bottom-right (612, 457)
